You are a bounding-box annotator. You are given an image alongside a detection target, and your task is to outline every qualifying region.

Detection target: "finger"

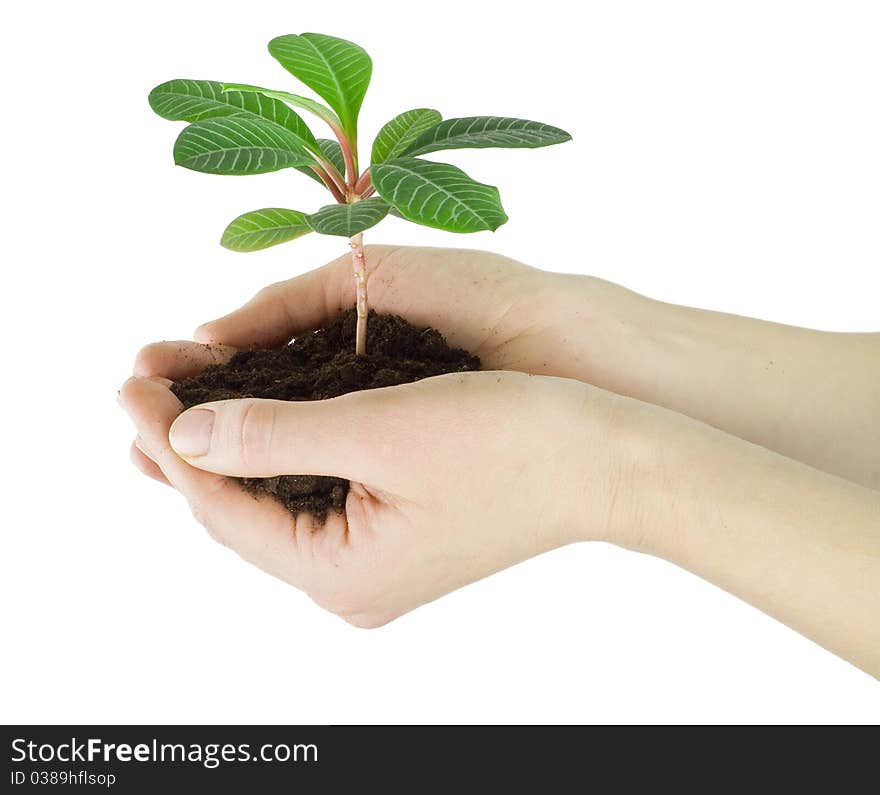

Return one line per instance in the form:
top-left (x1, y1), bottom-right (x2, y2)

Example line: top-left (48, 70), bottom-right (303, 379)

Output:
top-left (118, 376), bottom-right (308, 586)
top-left (134, 341), bottom-right (237, 380)
top-left (194, 252), bottom-right (357, 347)
top-left (167, 383), bottom-right (434, 493)
top-left (130, 439), bottom-right (171, 486)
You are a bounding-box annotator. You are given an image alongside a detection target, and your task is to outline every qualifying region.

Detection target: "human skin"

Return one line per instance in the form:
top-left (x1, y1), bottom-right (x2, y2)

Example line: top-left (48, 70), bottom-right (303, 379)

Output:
top-left (121, 246), bottom-right (880, 675)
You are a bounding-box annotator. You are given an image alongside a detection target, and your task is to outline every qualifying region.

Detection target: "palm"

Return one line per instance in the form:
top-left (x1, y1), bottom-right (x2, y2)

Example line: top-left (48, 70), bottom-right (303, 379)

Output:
top-left (126, 247), bottom-right (585, 623)
top-left (189, 245), bottom-right (572, 377)
top-left (361, 246), bottom-right (557, 367)
top-left (122, 370), bottom-right (413, 623)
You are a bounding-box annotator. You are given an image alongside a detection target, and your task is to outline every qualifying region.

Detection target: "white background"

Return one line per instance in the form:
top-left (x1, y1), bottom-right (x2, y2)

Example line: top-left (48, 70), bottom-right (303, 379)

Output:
top-left (1, 1), bottom-right (878, 724)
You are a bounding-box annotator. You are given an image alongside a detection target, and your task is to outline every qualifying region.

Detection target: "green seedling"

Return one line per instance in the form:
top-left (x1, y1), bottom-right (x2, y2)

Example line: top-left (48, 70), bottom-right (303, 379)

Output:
top-left (149, 32), bottom-right (571, 355)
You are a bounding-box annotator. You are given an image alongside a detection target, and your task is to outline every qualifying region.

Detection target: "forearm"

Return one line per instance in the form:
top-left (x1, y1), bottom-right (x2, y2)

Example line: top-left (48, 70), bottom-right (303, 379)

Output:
top-left (599, 399), bottom-right (880, 677)
top-left (557, 275), bottom-right (880, 489)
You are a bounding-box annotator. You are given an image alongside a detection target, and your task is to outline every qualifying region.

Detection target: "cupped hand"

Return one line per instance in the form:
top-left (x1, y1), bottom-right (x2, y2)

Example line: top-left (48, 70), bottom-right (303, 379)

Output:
top-left (173, 245), bottom-right (639, 380)
top-left (120, 366), bottom-right (633, 627)
top-left (120, 246), bottom-right (880, 674)
top-left (122, 245), bottom-right (653, 624)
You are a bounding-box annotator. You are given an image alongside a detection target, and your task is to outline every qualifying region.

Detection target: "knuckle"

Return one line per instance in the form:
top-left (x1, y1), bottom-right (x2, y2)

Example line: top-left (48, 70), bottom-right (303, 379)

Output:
top-left (361, 243), bottom-right (381, 260)
top-left (237, 399), bottom-right (278, 472)
top-left (204, 525), bottom-right (231, 550)
top-left (186, 478), bottom-right (233, 549)
top-left (189, 501), bottom-right (224, 546)
top-left (365, 244), bottom-right (404, 275)
top-left (310, 587), bottom-right (395, 630)
top-left (340, 612), bottom-right (390, 630)
top-left (310, 588), bottom-right (372, 624)
top-left (309, 588), bottom-right (355, 616)
top-left (189, 501), bottom-right (232, 550)
top-left (255, 280), bottom-right (289, 302)
top-left (133, 342), bottom-right (162, 374)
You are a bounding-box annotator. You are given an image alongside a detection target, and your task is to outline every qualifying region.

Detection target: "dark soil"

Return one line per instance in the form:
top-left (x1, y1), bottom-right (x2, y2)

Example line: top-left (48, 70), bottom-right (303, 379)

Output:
top-left (172, 309), bottom-right (480, 519)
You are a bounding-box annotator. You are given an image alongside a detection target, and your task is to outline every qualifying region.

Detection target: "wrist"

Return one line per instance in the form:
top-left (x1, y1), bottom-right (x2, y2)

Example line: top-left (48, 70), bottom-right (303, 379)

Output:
top-left (541, 273), bottom-right (675, 395)
top-left (558, 382), bottom-right (706, 556)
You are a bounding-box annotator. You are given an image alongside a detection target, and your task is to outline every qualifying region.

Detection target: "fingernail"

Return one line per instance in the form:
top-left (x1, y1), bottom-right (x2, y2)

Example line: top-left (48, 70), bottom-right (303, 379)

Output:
top-left (169, 408), bottom-right (214, 457)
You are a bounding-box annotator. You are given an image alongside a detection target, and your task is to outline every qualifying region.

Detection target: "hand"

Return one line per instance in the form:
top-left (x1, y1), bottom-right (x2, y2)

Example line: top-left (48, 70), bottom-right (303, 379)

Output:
top-left (124, 244), bottom-right (642, 625)
top-left (198, 242), bottom-right (874, 490)
top-left (159, 244), bottom-right (640, 381)
top-left (132, 243), bottom-right (880, 489)
top-left (123, 245), bottom-right (880, 673)
top-left (120, 370), bottom-right (633, 627)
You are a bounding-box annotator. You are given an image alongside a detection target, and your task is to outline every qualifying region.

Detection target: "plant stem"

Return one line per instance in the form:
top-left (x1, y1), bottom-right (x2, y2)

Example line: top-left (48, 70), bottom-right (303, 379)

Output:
top-left (312, 165), bottom-right (345, 203)
top-left (317, 157), bottom-right (348, 195)
top-left (350, 233), bottom-right (368, 355)
top-left (354, 169), bottom-right (372, 195)
top-left (331, 123), bottom-right (358, 190)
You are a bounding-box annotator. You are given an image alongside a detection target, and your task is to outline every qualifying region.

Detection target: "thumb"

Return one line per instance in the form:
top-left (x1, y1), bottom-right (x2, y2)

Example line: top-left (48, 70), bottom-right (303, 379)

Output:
top-left (168, 392), bottom-right (408, 488)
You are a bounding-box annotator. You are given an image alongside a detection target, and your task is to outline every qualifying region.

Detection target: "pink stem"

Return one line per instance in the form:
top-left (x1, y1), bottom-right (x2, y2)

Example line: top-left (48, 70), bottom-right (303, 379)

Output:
top-left (312, 165), bottom-right (345, 203)
top-left (318, 157), bottom-right (348, 196)
top-left (330, 122), bottom-right (358, 190)
top-left (349, 233), bottom-right (368, 355)
top-left (354, 169), bottom-right (372, 195)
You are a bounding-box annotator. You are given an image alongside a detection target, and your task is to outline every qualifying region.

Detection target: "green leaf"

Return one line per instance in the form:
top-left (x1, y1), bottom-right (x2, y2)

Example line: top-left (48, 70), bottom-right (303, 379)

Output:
top-left (221, 208), bottom-right (311, 251)
top-left (295, 139), bottom-right (346, 185)
top-left (405, 116), bottom-right (572, 157)
top-left (173, 117), bottom-right (315, 175)
top-left (221, 83), bottom-right (340, 128)
top-left (148, 79), bottom-right (317, 149)
top-left (372, 157), bottom-right (507, 233)
top-left (371, 108), bottom-right (442, 165)
top-left (268, 33), bottom-right (372, 140)
top-left (306, 198), bottom-right (389, 237)
top-left (317, 138), bottom-right (345, 176)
